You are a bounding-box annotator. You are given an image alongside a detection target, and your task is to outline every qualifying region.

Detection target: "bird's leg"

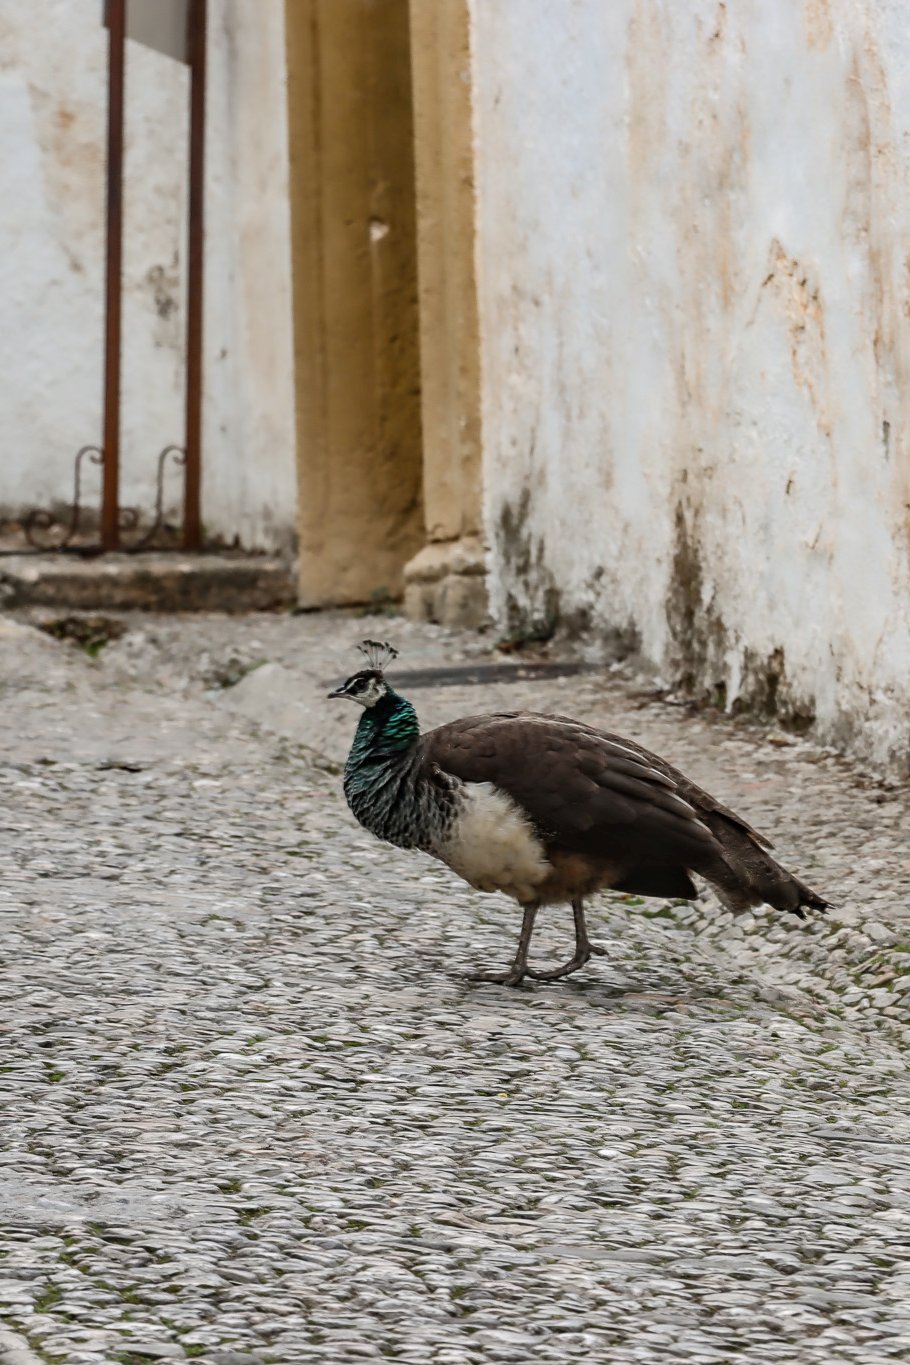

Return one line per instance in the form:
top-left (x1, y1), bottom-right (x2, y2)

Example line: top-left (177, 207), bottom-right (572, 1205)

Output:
top-left (573, 897), bottom-right (607, 958)
top-left (527, 899), bottom-right (605, 981)
top-left (469, 901), bottom-right (539, 987)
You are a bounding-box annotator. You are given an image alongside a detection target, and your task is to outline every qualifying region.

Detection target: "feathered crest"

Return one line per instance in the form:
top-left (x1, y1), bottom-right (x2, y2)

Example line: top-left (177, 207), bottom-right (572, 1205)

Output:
top-left (357, 639), bottom-right (399, 674)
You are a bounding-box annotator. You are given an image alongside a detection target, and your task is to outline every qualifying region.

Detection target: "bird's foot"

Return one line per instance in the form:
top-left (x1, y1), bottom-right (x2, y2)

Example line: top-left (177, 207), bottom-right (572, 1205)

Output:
top-left (468, 966), bottom-right (528, 988)
top-left (526, 951), bottom-right (593, 982)
top-left (588, 941), bottom-right (608, 957)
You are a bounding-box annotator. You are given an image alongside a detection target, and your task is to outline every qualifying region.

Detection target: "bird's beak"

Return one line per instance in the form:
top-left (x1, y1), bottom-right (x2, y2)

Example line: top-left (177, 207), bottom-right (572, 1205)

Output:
top-left (327, 684), bottom-right (347, 699)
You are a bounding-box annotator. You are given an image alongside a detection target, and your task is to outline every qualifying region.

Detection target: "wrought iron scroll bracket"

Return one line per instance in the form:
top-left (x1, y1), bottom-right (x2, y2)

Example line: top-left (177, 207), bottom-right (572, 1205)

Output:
top-left (23, 446), bottom-right (105, 551)
top-left (127, 445), bottom-right (187, 551)
top-left (20, 444), bottom-right (187, 554)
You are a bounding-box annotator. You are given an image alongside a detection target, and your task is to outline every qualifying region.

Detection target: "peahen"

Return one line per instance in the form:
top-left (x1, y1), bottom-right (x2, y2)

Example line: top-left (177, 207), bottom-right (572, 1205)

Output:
top-left (329, 641), bottom-right (828, 987)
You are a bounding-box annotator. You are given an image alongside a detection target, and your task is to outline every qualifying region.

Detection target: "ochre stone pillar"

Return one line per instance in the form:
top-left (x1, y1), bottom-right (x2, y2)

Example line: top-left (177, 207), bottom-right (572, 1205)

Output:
top-left (285, 0), bottom-right (424, 607)
top-left (404, 0), bottom-right (487, 628)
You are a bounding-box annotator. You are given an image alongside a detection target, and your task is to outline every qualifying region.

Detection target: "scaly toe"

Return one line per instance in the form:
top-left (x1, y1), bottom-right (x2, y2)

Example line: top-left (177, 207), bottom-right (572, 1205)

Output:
top-left (526, 954), bottom-right (591, 982)
top-left (468, 967), bottom-right (528, 988)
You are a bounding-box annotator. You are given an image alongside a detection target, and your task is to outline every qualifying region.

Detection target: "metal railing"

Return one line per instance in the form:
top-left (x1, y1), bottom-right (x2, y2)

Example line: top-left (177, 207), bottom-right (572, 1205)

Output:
top-left (10, 0), bottom-right (208, 555)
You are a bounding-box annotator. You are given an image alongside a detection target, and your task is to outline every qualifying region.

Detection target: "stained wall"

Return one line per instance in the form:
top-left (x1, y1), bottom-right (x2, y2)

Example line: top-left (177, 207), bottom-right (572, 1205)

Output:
top-left (471, 0), bottom-right (910, 767)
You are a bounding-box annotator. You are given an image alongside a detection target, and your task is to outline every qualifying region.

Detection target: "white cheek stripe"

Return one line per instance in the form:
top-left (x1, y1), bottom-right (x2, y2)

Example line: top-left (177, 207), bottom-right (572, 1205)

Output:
top-left (350, 681), bottom-right (386, 708)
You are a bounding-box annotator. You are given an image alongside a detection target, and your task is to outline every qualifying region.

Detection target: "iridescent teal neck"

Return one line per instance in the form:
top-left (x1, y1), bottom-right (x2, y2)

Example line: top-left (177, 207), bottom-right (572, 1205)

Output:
top-left (342, 687), bottom-right (452, 851)
top-left (346, 688), bottom-right (419, 769)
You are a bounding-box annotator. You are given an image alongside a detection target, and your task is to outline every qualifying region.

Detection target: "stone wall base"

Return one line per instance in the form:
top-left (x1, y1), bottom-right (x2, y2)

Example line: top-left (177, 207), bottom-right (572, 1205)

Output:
top-left (403, 539), bottom-right (488, 629)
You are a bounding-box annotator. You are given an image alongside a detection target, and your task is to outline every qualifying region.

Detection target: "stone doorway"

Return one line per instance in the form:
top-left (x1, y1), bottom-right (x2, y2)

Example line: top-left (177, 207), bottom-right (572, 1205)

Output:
top-left (285, 0), bottom-right (486, 628)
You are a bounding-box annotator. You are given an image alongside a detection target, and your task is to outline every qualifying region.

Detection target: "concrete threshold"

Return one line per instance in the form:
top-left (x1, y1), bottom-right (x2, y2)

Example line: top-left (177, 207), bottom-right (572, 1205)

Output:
top-left (0, 552), bottom-right (296, 613)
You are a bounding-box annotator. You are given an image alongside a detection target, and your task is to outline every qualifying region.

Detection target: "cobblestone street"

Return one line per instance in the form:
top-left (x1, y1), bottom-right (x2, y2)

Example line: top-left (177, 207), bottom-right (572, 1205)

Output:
top-left (3, 610), bottom-right (910, 1364)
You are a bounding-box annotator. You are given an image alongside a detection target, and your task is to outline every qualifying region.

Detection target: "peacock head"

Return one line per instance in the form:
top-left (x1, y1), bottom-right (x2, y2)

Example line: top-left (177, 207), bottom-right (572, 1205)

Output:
top-left (327, 640), bottom-right (399, 709)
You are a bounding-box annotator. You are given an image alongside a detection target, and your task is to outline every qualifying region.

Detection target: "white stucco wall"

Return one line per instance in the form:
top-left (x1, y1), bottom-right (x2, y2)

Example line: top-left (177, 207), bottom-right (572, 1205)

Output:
top-left (471, 0), bottom-right (910, 769)
top-left (0, 0), bottom-right (296, 550)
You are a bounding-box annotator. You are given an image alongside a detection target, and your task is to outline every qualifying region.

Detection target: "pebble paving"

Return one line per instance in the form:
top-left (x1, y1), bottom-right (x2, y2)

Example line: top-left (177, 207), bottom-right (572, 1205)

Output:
top-left (2, 610), bottom-right (910, 1364)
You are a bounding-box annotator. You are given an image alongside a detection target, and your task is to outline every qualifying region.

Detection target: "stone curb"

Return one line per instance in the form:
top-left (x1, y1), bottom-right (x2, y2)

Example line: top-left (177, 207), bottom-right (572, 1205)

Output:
top-left (0, 553), bottom-right (296, 613)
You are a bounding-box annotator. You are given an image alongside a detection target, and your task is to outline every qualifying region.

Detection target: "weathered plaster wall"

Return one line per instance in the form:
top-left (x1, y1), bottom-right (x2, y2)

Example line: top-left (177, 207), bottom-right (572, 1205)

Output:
top-left (0, 0), bottom-right (295, 550)
top-left (471, 0), bottom-right (910, 769)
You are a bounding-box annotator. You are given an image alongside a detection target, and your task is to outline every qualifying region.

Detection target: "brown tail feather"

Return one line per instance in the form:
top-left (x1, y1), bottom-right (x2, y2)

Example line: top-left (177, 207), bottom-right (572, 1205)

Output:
top-left (699, 816), bottom-right (828, 919)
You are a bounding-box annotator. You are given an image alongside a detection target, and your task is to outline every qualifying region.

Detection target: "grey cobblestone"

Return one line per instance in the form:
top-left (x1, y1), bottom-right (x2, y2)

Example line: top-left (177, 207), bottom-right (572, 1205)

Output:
top-left (2, 609), bottom-right (910, 1362)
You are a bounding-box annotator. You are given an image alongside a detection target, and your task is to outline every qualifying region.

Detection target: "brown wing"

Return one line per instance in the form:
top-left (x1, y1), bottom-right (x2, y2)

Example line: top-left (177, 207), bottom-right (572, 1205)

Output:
top-left (518, 711), bottom-right (774, 849)
top-left (419, 712), bottom-right (722, 872)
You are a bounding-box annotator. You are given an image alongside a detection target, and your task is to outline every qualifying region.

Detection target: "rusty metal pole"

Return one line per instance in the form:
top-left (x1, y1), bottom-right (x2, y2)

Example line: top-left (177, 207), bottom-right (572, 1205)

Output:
top-left (183, 0), bottom-right (207, 551)
top-left (101, 0), bottom-right (127, 551)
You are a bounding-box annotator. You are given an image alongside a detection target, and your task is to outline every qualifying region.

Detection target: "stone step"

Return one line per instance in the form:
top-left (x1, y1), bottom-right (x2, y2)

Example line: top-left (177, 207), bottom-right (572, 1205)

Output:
top-left (0, 551), bottom-right (296, 613)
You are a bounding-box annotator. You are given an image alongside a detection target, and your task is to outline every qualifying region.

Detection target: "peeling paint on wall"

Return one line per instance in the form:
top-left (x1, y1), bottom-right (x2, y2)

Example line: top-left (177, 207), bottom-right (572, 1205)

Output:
top-left (471, 0), bottom-right (910, 771)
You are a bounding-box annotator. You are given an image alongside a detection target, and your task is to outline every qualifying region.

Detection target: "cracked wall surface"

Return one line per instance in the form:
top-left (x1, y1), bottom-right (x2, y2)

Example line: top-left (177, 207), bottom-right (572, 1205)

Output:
top-left (0, 0), bottom-right (296, 551)
top-left (471, 0), bottom-right (910, 770)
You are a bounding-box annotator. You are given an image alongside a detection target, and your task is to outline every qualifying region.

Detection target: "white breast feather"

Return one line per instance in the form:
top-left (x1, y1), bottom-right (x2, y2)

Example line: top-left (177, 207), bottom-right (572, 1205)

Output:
top-left (438, 782), bottom-right (550, 903)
